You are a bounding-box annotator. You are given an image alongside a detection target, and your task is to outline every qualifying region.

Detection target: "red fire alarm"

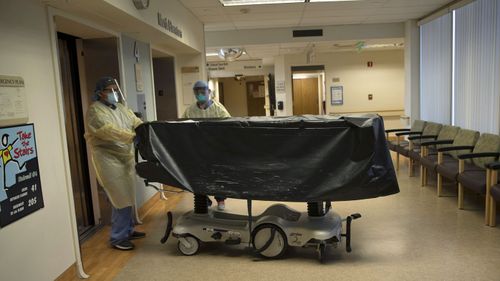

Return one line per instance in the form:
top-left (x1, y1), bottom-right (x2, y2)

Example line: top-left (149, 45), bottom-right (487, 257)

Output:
top-left (367, 61), bottom-right (373, 67)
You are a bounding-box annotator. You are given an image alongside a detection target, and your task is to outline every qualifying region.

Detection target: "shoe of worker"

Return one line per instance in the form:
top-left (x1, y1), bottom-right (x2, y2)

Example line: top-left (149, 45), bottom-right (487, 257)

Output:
top-left (217, 200), bottom-right (225, 211)
top-left (129, 231), bottom-right (146, 240)
top-left (112, 240), bottom-right (135, 251)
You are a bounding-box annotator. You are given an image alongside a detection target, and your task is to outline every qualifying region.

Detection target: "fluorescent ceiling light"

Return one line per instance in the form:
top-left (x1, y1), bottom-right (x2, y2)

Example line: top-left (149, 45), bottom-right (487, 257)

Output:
top-left (219, 0), bottom-right (304, 6)
top-left (206, 52), bottom-right (219, 56)
top-left (219, 0), bottom-right (358, 5)
top-left (309, 0), bottom-right (359, 2)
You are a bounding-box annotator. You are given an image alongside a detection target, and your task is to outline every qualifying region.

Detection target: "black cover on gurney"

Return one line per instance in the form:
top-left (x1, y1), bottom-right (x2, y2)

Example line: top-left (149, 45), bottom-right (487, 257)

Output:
top-left (135, 114), bottom-right (399, 202)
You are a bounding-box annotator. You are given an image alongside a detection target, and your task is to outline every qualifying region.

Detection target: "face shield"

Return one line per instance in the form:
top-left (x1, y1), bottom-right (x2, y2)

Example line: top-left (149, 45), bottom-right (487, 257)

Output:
top-left (104, 88), bottom-right (120, 104)
top-left (94, 77), bottom-right (127, 105)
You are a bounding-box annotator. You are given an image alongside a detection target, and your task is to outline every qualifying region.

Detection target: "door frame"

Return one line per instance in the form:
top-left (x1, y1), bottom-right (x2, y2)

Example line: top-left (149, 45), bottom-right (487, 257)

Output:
top-left (47, 7), bottom-right (124, 278)
top-left (291, 65), bottom-right (326, 115)
top-left (57, 32), bottom-right (96, 237)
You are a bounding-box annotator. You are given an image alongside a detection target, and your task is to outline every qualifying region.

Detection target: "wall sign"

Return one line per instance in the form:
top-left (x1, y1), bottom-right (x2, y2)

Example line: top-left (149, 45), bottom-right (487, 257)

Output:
top-left (157, 12), bottom-right (182, 38)
top-left (0, 123), bottom-right (43, 227)
top-left (0, 75), bottom-right (29, 126)
top-left (134, 63), bottom-right (144, 92)
top-left (275, 81), bottom-right (285, 93)
top-left (331, 86), bottom-right (343, 105)
top-left (207, 60), bottom-right (263, 72)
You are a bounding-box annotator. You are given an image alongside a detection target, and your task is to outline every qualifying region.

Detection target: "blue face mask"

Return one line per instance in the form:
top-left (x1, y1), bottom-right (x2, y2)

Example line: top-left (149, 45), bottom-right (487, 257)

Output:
top-left (106, 90), bottom-right (119, 104)
top-left (195, 93), bottom-right (208, 103)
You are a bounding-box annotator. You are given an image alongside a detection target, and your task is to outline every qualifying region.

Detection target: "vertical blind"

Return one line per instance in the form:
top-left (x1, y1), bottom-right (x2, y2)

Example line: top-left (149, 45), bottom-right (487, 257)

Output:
top-left (454, 0), bottom-right (500, 134)
top-left (420, 14), bottom-right (453, 124)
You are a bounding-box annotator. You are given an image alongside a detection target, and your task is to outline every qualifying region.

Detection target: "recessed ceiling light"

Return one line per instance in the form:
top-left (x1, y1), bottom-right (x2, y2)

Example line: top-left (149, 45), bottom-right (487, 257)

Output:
top-left (219, 0), bottom-right (359, 5)
top-left (309, 0), bottom-right (359, 2)
top-left (219, 0), bottom-right (303, 6)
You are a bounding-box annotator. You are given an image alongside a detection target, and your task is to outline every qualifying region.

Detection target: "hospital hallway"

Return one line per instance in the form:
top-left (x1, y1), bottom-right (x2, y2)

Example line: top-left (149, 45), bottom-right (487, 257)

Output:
top-left (57, 154), bottom-right (500, 281)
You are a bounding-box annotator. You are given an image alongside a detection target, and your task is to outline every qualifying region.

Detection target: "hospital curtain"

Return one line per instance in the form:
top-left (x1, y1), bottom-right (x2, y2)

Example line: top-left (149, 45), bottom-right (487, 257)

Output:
top-left (454, 0), bottom-right (500, 134)
top-left (420, 13), bottom-right (453, 124)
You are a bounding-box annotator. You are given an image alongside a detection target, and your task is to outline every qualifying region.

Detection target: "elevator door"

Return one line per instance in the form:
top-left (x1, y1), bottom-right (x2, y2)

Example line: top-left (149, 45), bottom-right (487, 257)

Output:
top-left (57, 33), bottom-right (95, 236)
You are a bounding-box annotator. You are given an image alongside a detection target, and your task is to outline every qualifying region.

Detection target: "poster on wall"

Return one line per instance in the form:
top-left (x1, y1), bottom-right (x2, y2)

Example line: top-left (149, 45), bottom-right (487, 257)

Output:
top-left (0, 123), bottom-right (44, 227)
top-left (134, 63), bottom-right (144, 92)
top-left (0, 75), bottom-right (29, 126)
top-left (331, 86), bottom-right (343, 105)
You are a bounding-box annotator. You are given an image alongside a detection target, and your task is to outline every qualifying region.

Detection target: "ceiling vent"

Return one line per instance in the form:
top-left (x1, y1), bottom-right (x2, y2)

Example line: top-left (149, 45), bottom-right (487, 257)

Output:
top-left (293, 29), bottom-right (323, 38)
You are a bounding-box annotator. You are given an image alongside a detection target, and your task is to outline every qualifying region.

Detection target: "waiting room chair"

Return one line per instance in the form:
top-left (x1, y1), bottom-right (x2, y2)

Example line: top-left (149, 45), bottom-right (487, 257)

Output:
top-left (456, 134), bottom-right (500, 222)
top-left (435, 129), bottom-right (480, 197)
top-left (419, 125), bottom-right (461, 187)
top-left (385, 120), bottom-right (427, 171)
top-left (486, 161), bottom-right (500, 226)
top-left (406, 122), bottom-right (443, 177)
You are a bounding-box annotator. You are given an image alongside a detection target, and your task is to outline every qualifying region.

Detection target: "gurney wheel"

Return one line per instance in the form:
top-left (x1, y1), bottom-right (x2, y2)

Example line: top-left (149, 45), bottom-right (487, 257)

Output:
top-left (252, 224), bottom-right (287, 259)
top-left (177, 236), bottom-right (199, 256)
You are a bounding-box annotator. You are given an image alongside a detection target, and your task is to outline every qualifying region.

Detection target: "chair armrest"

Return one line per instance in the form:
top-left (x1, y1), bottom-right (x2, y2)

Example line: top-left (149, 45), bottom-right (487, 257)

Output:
top-left (437, 145), bottom-right (475, 152)
top-left (408, 135), bottom-right (438, 141)
top-left (385, 128), bottom-right (410, 133)
top-left (421, 139), bottom-right (454, 147)
top-left (458, 152), bottom-right (500, 160)
top-left (486, 162), bottom-right (500, 170)
top-left (395, 131), bottom-right (423, 137)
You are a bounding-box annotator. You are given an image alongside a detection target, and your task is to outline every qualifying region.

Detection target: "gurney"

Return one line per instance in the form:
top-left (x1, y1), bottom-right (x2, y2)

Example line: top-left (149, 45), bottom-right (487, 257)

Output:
top-left (135, 114), bottom-right (399, 262)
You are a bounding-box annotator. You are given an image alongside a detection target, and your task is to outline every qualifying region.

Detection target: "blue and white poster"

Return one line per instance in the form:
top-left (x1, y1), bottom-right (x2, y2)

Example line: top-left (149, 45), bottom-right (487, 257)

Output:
top-left (0, 124), bottom-right (44, 227)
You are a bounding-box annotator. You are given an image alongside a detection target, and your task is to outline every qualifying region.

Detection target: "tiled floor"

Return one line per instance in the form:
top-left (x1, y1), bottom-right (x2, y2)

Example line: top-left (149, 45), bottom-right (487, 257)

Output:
top-left (112, 162), bottom-right (500, 281)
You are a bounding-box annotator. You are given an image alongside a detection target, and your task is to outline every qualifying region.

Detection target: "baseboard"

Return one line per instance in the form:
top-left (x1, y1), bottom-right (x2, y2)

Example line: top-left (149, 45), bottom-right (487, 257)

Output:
top-left (55, 262), bottom-right (76, 281)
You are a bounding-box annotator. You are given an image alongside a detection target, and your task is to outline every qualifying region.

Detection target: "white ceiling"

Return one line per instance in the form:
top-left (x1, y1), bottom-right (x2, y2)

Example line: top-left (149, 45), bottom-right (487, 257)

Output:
top-left (180, 0), bottom-right (452, 31)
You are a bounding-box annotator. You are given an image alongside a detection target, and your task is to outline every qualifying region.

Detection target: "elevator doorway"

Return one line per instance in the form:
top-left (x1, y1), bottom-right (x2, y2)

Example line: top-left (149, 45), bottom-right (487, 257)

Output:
top-left (55, 16), bottom-right (121, 240)
top-left (58, 32), bottom-right (94, 237)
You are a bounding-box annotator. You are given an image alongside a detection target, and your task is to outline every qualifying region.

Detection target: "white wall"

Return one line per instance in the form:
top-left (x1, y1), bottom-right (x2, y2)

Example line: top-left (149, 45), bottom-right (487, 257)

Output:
top-left (0, 1), bottom-right (76, 280)
top-left (321, 50), bottom-right (405, 114)
top-left (274, 55), bottom-right (290, 116)
top-left (176, 53), bottom-right (207, 116)
top-left (218, 76), bottom-right (265, 117)
top-left (219, 77), bottom-right (249, 117)
top-left (206, 23), bottom-right (405, 47)
top-left (274, 50), bottom-right (405, 120)
top-left (120, 35), bottom-right (158, 208)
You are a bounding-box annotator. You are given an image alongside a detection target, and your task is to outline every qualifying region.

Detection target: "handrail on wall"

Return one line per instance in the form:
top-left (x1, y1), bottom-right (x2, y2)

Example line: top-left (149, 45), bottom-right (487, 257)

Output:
top-left (329, 109), bottom-right (405, 118)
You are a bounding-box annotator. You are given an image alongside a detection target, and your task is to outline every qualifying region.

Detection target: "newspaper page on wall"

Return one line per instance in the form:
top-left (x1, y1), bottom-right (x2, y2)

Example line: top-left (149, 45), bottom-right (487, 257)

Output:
top-left (0, 75), bottom-right (29, 126)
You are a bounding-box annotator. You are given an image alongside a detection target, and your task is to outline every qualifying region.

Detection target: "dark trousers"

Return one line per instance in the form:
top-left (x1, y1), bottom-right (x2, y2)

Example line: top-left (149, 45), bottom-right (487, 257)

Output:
top-left (110, 206), bottom-right (134, 245)
top-left (206, 196), bottom-right (226, 204)
top-left (215, 196), bottom-right (226, 202)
